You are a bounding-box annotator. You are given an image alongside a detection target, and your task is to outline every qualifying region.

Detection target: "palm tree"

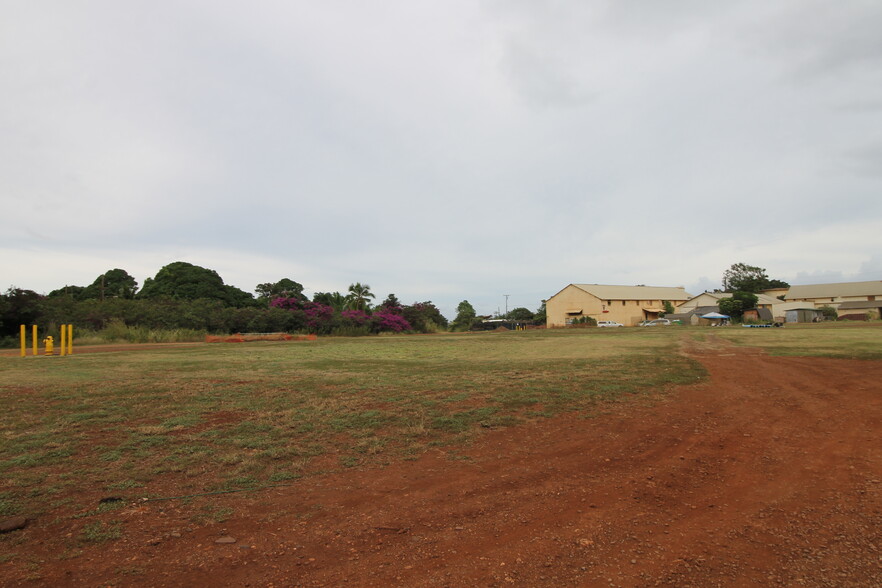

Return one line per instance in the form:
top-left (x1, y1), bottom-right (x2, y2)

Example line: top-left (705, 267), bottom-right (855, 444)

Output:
top-left (313, 291), bottom-right (347, 312)
top-left (345, 282), bottom-right (375, 312)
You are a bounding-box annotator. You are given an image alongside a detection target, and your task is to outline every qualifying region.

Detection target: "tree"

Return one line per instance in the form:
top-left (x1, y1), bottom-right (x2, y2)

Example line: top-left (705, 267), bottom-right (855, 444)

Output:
top-left (313, 291), bottom-right (346, 312)
top-left (256, 278), bottom-right (305, 302)
top-left (722, 263), bottom-right (768, 293)
top-left (81, 269), bottom-right (139, 300)
top-left (47, 285), bottom-right (86, 300)
top-left (0, 287), bottom-right (44, 337)
top-left (377, 293), bottom-right (401, 310)
top-left (138, 261), bottom-right (254, 307)
top-left (402, 301), bottom-right (448, 333)
top-left (507, 307), bottom-right (535, 321)
top-left (818, 305), bottom-right (838, 321)
top-left (663, 300), bottom-right (675, 315)
top-left (534, 301), bottom-right (547, 325)
top-left (345, 283), bottom-right (375, 312)
top-left (450, 300), bottom-right (477, 331)
top-left (722, 263), bottom-right (789, 293)
top-left (718, 291), bottom-right (759, 319)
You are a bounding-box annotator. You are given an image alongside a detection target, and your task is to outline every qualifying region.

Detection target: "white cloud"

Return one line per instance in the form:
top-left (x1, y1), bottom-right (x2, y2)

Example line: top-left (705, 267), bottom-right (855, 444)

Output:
top-left (2, 1), bottom-right (880, 319)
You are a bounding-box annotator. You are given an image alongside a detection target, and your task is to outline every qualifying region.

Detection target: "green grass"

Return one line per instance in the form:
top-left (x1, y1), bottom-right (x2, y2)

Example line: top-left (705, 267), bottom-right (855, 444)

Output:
top-left (79, 521), bottom-right (123, 543)
top-left (710, 323), bottom-right (882, 359)
top-left (1, 328), bottom-right (714, 521)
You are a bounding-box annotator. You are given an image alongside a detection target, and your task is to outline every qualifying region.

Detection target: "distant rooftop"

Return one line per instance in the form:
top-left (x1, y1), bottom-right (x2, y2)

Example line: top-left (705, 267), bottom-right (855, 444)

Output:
top-left (785, 281), bottom-right (882, 300)
top-left (571, 284), bottom-right (691, 301)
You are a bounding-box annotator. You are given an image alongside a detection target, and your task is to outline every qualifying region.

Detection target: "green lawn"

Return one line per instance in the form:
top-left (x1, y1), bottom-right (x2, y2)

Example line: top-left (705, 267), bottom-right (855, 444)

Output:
top-left (709, 322), bottom-right (882, 360)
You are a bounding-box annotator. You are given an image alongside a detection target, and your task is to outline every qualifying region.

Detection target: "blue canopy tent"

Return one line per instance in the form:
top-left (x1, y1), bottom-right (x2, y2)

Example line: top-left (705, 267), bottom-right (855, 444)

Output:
top-left (700, 312), bottom-right (729, 319)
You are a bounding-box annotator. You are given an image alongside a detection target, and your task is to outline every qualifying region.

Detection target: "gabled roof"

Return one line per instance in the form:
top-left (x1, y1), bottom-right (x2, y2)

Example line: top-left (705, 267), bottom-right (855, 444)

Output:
top-left (683, 291), bottom-right (780, 306)
top-left (784, 281), bottom-right (882, 300)
top-left (567, 284), bottom-right (692, 301)
top-left (837, 300), bottom-right (882, 310)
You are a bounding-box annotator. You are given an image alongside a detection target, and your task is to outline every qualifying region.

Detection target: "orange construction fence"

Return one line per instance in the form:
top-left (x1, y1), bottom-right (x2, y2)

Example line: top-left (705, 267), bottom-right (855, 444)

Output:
top-left (205, 333), bottom-right (317, 343)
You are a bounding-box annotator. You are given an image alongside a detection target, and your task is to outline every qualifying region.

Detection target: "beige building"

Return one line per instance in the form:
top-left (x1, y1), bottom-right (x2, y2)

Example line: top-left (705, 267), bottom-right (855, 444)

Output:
top-left (546, 284), bottom-right (691, 327)
top-left (677, 291), bottom-right (779, 313)
top-left (836, 300), bottom-right (882, 320)
top-left (677, 291), bottom-right (799, 322)
top-left (783, 281), bottom-right (882, 310)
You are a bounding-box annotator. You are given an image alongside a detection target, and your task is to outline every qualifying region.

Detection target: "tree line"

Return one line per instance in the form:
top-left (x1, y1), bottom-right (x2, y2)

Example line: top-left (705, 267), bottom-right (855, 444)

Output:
top-left (0, 261), bottom-right (453, 343)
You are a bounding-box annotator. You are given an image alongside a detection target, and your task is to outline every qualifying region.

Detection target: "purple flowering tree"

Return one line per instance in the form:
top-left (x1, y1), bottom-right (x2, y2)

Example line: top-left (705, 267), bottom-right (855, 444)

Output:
top-left (271, 297), bottom-right (336, 334)
top-left (371, 310), bottom-right (412, 333)
top-left (341, 309), bottom-right (370, 327)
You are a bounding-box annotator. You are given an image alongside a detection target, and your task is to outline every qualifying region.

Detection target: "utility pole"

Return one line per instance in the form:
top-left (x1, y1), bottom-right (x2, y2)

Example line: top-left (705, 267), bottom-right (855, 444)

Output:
top-left (504, 294), bottom-right (510, 317)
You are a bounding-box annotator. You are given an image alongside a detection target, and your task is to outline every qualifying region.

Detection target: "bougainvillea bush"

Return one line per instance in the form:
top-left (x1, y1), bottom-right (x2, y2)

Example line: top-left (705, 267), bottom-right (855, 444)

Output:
top-left (272, 297), bottom-right (418, 335)
top-left (340, 309), bottom-right (370, 327)
top-left (371, 310), bottom-right (412, 333)
top-left (271, 297), bottom-right (337, 334)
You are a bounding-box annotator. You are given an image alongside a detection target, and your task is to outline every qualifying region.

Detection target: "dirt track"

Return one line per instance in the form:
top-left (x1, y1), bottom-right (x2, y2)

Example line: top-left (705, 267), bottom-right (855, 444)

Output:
top-left (9, 339), bottom-right (882, 586)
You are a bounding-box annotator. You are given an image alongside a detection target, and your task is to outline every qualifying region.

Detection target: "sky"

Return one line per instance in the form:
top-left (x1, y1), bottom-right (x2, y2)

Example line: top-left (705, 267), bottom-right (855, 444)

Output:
top-left (3, 1), bottom-right (881, 319)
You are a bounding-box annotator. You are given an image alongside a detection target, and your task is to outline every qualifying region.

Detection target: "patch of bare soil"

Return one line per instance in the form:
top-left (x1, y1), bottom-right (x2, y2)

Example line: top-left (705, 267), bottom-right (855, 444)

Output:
top-left (6, 342), bottom-right (882, 586)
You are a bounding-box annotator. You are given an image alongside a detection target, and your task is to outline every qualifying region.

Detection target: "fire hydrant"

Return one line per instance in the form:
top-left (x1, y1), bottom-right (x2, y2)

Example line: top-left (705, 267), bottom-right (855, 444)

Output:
top-left (43, 336), bottom-right (54, 356)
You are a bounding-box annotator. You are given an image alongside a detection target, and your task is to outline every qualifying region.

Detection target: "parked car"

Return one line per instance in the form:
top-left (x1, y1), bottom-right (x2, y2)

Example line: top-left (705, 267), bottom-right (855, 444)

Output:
top-left (597, 320), bottom-right (624, 328)
top-left (640, 318), bottom-right (672, 327)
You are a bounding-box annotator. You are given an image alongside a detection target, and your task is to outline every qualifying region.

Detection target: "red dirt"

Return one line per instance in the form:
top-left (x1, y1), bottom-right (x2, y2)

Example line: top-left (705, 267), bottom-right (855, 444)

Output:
top-left (5, 340), bottom-right (882, 586)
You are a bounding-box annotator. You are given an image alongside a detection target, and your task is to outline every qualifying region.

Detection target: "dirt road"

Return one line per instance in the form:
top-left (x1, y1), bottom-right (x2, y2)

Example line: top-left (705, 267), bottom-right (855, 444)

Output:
top-left (9, 340), bottom-right (882, 586)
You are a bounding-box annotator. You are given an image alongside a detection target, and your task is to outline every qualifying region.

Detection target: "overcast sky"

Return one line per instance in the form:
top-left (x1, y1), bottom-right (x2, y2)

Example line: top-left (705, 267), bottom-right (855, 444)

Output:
top-left (3, 1), bottom-right (881, 318)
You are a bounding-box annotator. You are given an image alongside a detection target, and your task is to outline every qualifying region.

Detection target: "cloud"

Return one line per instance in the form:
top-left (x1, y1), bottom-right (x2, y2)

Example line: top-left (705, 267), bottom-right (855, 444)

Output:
top-left (2, 1), bottom-right (880, 319)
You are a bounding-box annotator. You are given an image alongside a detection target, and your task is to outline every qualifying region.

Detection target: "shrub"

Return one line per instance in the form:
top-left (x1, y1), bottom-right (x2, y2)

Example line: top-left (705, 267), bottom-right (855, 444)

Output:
top-left (818, 305), bottom-right (838, 321)
top-left (371, 311), bottom-right (411, 333)
top-left (340, 310), bottom-right (370, 327)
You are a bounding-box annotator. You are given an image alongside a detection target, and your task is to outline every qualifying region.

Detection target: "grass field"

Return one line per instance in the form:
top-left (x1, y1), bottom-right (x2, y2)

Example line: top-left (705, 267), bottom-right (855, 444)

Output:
top-left (709, 322), bottom-right (882, 360)
top-left (1, 324), bottom-right (879, 530)
top-left (0, 329), bottom-right (702, 520)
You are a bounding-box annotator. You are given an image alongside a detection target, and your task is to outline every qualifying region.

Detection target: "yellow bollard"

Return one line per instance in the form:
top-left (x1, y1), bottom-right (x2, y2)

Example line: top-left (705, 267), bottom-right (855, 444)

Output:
top-left (68, 324), bottom-right (73, 355)
top-left (44, 336), bottom-right (54, 356)
top-left (32, 325), bottom-right (38, 357)
top-left (20, 325), bottom-right (26, 358)
top-left (60, 325), bottom-right (67, 356)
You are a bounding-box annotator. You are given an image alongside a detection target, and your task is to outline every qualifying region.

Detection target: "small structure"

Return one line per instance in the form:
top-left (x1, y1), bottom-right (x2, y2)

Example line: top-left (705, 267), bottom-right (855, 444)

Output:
top-left (472, 319), bottom-right (529, 331)
top-left (700, 312), bottom-right (730, 326)
top-left (742, 308), bottom-right (774, 323)
top-left (785, 307), bottom-right (823, 323)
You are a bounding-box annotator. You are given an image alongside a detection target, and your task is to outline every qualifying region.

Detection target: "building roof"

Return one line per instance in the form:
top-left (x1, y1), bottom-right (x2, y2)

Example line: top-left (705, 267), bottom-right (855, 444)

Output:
top-left (837, 300), bottom-right (882, 310)
top-left (784, 281), bottom-right (882, 300)
top-left (569, 284), bottom-right (692, 301)
top-left (683, 291), bottom-right (780, 306)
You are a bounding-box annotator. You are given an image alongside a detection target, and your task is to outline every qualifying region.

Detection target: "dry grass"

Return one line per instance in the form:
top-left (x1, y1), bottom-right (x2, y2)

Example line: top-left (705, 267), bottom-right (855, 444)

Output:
top-left (0, 329), bottom-right (704, 524)
top-left (711, 322), bottom-right (882, 359)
